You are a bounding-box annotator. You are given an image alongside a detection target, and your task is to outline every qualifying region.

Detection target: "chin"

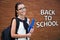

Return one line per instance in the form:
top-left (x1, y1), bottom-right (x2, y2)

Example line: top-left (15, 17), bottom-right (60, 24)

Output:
top-left (22, 13), bottom-right (26, 15)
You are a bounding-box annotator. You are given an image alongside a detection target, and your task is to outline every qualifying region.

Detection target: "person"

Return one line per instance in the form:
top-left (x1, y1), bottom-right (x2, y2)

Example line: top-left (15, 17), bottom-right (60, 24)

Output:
top-left (11, 2), bottom-right (34, 40)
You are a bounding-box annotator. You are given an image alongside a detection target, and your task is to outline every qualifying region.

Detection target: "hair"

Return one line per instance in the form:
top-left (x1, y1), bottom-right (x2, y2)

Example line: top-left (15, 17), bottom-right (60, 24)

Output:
top-left (15, 2), bottom-right (23, 17)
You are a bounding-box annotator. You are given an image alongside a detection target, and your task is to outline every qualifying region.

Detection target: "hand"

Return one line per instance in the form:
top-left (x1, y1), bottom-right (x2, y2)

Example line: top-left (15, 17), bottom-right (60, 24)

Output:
top-left (27, 33), bottom-right (31, 37)
top-left (30, 28), bottom-right (34, 33)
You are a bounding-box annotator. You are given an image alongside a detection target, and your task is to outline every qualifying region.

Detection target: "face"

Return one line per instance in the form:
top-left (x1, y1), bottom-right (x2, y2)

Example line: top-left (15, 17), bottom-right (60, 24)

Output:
top-left (17, 4), bottom-right (26, 16)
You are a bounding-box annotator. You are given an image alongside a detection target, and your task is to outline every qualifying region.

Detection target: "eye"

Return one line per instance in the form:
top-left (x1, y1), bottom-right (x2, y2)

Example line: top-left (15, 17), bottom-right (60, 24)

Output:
top-left (18, 7), bottom-right (26, 10)
top-left (19, 8), bottom-right (22, 10)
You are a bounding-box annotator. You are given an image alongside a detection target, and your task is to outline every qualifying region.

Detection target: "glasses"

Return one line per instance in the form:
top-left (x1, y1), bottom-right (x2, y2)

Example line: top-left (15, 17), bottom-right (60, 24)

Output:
top-left (18, 7), bottom-right (26, 10)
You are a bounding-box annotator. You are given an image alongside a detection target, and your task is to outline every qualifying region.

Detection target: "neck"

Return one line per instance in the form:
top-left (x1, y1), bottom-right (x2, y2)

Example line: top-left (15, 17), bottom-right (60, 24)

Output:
top-left (18, 15), bottom-right (25, 20)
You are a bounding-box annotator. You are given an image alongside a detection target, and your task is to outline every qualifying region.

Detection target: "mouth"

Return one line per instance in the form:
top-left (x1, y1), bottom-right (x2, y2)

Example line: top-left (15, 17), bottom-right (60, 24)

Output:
top-left (20, 11), bottom-right (26, 15)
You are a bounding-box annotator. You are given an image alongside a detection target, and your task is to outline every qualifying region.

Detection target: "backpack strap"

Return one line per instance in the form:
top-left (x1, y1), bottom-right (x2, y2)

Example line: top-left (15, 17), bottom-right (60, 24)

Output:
top-left (10, 17), bottom-right (19, 40)
top-left (23, 17), bottom-right (29, 33)
top-left (25, 17), bottom-right (27, 22)
top-left (10, 17), bottom-right (19, 34)
top-left (15, 18), bottom-right (19, 34)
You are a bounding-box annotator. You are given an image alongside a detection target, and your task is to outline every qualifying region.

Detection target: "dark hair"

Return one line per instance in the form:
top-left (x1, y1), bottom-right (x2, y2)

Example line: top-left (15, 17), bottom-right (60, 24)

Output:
top-left (15, 2), bottom-right (23, 17)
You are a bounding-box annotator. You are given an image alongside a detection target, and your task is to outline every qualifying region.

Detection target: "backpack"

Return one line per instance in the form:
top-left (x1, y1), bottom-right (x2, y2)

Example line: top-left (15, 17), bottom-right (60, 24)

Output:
top-left (1, 17), bottom-right (28, 40)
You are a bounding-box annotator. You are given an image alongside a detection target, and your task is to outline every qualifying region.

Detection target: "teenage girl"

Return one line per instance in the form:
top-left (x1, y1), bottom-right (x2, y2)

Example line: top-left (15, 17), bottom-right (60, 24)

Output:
top-left (11, 2), bottom-right (34, 40)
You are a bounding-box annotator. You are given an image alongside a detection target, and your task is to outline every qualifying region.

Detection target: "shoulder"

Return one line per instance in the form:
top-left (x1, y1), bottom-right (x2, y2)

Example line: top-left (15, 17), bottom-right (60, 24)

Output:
top-left (26, 17), bottom-right (30, 21)
top-left (11, 17), bottom-right (17, 23)
top-left (26, 17), bottom-right (30, 24)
